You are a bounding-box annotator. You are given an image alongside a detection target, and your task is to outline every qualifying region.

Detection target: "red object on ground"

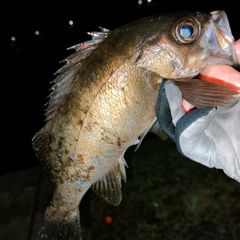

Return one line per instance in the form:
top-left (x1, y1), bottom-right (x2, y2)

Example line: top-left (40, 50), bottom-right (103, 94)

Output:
top-left (105, 216), bottom-right (113, 224)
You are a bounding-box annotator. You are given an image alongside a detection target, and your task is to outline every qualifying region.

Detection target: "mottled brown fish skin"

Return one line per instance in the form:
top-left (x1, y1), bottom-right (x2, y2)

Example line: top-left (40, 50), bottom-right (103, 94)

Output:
top-left (32, 11), bottom-right (237, 239)
top-left (45, 55), bottom-right (161, 220)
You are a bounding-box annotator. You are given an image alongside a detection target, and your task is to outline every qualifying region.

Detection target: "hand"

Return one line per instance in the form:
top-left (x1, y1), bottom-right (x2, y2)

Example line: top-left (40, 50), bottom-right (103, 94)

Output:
top-left (156, 40), bottom-right (240, 182)
top-left (182, 39), bottom-right (240, 112)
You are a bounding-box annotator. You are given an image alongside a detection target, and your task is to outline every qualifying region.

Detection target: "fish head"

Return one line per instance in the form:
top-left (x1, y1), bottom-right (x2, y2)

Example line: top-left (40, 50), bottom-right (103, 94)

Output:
top-left (136, 10), bottom-right (238, 79)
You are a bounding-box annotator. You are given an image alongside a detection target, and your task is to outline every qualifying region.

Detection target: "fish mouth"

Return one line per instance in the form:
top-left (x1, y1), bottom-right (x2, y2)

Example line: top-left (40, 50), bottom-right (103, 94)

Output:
top-left (211, 10), bottom-right (239, 67)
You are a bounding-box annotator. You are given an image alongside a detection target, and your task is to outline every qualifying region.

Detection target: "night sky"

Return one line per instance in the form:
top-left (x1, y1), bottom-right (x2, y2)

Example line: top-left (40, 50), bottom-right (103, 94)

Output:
top-left (0, 0), bottom-right (239, 174)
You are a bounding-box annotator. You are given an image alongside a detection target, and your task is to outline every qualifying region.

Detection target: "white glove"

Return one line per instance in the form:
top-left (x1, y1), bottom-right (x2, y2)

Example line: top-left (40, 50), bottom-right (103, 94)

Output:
top-left (156, 80), bottom-right (240, 182)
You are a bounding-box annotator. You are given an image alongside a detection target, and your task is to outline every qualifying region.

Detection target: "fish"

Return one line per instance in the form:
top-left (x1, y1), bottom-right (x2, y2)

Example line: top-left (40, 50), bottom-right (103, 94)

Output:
top-left (32, 10), bottom-right (238, 239)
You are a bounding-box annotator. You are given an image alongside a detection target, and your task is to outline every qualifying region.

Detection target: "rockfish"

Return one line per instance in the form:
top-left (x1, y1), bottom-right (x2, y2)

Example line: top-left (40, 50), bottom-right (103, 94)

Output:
top-left (32, 10), bottom-right (238, 239)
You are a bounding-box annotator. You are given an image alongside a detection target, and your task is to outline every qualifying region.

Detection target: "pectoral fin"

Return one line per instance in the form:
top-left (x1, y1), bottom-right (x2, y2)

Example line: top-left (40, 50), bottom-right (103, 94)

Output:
top-left (149, 120), bottom-right (168, 140)
top-left (134, 118), bottom-right (168, 152)
top-left (175, 79), bottom-right (239, 108)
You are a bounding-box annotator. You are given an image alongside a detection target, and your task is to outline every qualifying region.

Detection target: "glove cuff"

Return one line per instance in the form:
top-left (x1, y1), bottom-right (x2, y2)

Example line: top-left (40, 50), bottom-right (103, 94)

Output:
top-left (156, 80), bottom-right (176, 140)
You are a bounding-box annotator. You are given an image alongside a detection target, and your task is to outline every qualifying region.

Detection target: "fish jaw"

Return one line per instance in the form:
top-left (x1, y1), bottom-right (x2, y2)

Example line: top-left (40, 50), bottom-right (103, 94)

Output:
top-left (201, 10), bottom-right (239, 68)
top-left (194, 40), bottom-right (240, 93)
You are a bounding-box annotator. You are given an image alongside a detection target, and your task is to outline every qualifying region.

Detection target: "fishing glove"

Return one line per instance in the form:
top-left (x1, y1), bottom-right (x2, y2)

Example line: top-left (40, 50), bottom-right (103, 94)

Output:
top-left (156, 80), bottom-right (240, 182)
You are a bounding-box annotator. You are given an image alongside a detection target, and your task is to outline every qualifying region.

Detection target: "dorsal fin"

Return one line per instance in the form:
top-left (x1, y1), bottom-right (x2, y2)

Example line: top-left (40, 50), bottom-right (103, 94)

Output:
top-left (91, 157), bottom-right (128, 206)
top-left (46, 27), bottom-right (111, 122)
top-left (32, 27), bottom-right (111, 174)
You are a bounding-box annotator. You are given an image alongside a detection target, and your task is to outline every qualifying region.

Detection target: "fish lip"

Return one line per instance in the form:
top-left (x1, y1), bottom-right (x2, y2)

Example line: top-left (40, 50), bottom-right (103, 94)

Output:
top-left (173, 76), bottom-right (196, 81)
top-left (231, 44), bottom-right (239, 68)
top-left (211, 10), bottom-right (239, 67)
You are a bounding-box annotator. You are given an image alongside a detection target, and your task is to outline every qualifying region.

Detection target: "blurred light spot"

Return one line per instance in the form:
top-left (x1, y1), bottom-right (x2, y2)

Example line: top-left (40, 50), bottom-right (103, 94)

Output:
top-left (35, 30), bottom-right (40, 36)
top-left (138, 0), bottom-right (142, 4)
top-left (11, 36), bottom-right (16, 41)
top-left (105, 216), bottom-right (113, 224)
top-left (69, 20), bottom-right (74, 26)
top-left (147, 0), bottom-right (152, 2)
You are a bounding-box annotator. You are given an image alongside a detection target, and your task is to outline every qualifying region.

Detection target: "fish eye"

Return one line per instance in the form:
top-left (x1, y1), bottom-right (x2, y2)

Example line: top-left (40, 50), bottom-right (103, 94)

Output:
top-left (180, 24), bottom-right (193, 38)
top-left (175, 18), bottom-right (200, 43)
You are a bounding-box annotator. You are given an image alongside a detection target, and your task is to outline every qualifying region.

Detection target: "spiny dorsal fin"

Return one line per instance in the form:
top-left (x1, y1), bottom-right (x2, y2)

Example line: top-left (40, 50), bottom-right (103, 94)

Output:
top-left (91, 157), bottom-right (128, 206)
top-left (32, 27), bottom-right (111, 175)
top-left (46, 27), bottom-right (111, 122)
top-left (175, 78), bottom-right (239, 108)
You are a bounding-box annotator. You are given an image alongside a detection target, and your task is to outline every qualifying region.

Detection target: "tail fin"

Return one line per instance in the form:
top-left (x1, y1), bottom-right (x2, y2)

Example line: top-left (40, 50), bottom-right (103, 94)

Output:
top-left (36, 214), bottom-right (82, 240)
top-left (36, 190), bottom-right (83, 240)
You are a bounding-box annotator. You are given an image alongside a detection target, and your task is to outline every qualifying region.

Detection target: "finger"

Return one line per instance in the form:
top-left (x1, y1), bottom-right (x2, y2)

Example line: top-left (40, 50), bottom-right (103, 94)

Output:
top-left (199, 39), bottom-right (240, 91)
top-left (182, 40), bottom-right (240, 111)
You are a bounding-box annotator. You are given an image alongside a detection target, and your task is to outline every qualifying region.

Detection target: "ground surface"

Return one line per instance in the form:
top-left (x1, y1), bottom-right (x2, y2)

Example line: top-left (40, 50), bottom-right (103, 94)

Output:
top-left (1, 137), bottom-right (240, 240)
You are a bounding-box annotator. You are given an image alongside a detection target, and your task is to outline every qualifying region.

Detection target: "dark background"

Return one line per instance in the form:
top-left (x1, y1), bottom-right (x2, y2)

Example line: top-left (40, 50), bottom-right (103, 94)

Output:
top-left (0, 0), bottom-right (239, 175)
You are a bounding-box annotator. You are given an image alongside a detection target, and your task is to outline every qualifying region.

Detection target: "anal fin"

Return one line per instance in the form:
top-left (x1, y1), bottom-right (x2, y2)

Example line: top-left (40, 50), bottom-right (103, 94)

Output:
top-left (91, 157), bottom-right (127, 206)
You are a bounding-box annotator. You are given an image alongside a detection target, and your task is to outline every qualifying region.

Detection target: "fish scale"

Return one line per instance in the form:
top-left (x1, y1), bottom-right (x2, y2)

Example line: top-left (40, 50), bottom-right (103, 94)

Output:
top-left (32, 10), bottom-right (238, 239)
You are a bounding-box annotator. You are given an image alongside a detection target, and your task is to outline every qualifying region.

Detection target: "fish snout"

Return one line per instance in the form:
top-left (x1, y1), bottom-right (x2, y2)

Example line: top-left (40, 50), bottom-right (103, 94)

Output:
top-left (211, 10), bottom-right (239, 67)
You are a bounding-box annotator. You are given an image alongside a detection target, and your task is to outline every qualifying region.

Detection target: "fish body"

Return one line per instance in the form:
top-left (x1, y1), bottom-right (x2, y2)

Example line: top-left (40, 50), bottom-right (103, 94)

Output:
top-left (32, 10), bottom-right (237, 239)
